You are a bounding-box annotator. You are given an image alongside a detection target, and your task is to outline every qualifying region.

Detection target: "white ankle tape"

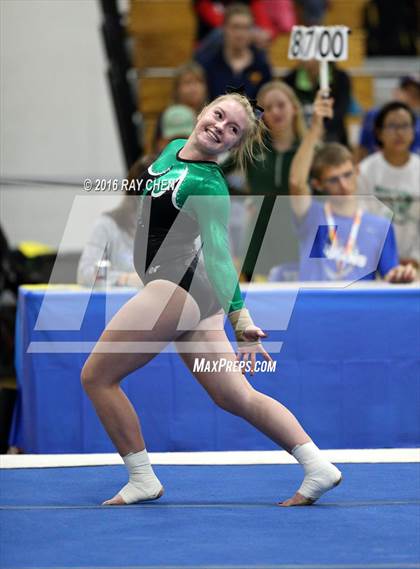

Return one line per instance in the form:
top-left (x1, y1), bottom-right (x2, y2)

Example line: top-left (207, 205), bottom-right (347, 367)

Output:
top-left (119, 450), bottom-right (163, 504)
top-left (118, 480), bottom-right (162, 504)
top-left (292, 442), bottom-right (341, 501)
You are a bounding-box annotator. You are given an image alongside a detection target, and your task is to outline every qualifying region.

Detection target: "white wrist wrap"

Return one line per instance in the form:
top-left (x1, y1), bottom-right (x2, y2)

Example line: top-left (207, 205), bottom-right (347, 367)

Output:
top-left (228, 308), bottom-right (257, 344)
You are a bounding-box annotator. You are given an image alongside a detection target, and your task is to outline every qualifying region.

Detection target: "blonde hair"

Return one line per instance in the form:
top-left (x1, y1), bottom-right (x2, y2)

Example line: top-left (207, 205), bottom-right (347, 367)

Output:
top-left (311, 143), bottom-right (354, 180)
top-left (173, 62), bottom-right (207, 103)
top-left (257, 80), bottom-right (306, 141)
top-left (202, 93), bottom-right (268, 172)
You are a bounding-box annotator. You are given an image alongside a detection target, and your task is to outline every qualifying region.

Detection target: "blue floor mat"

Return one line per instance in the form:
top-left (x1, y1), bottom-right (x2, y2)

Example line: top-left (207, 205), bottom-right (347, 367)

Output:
top-left (1, 464), bottom-right (419, 568)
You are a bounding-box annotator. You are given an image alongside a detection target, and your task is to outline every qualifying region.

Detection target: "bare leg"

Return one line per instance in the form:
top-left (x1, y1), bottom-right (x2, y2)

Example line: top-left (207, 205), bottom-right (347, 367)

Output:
top-left (175, 312), bottom-right (341, 506)
top-left (81, 280), bottom-right (200, 503)
top-left (175, 312), bottom-right (310, 452)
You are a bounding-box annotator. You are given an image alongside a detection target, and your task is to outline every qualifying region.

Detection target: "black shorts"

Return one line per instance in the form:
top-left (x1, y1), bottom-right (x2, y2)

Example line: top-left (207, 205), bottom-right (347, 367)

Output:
top-left (137, 252), bottom-right (222, 320)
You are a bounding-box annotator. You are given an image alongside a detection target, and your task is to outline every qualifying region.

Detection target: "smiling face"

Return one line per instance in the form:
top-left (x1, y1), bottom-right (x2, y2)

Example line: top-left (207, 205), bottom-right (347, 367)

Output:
top-left (260, 87), bottom-right (296, 134)
top-left (193, 98), bottom-right (249, 158)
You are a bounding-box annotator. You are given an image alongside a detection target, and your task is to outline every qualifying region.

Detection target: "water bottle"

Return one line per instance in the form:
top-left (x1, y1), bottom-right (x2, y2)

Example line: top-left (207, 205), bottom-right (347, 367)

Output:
top-left (94, 243), bottom-right (111, 289)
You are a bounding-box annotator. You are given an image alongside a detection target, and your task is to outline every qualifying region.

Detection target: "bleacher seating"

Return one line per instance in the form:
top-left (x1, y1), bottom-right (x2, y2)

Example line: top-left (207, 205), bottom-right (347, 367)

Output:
top-left (128, 0), bottom-right (195, 69)
top-left (138, 75), bottom-right (174, 150)
top-left (351, 73), bottom-right (374, 111)
top-left (324, 0), bottom-right (368, 29)
top-left (128, 0), bottom-right (373, 151)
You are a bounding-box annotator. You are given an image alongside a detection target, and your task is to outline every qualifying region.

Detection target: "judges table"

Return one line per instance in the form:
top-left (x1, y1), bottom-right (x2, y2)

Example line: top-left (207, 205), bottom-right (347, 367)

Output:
top-left (10, 283), bottom-right (420, 453)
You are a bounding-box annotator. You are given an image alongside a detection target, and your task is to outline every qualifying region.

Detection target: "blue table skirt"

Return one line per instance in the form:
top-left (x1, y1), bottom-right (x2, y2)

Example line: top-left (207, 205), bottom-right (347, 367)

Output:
top-left (10, 284), bottom-right (420, 453)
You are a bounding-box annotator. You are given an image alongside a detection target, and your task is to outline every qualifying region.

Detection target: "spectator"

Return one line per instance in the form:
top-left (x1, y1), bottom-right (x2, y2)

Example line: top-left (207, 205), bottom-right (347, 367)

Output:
top-left (195, 3), bottom-right (272, 101)
top-left (283, 59), bottom-right (352, 146)
top-left (286, 91), bottom-right (416, 283)
top-left (227, 80), bottom-right (305, 280)
top-left (156, 104), bottom-right (196, 152)
top-left (143, 104), bottom-right (198, 183)
top-left (356, 75), bottom-right (420, 162)
top-left (294, 0), bottom-right (328, 25)
top-left (153, 62), bottom-right (207, 151)
top-left (77, 157), bottom-right (155, 288)
top-left (358, 101), bottom-right (420, 267)
top-left (194, 0), bottom-right (291, 51)
top-left (259, 1), bottom-right (297, 38)
top-left (77, 190), bottom-right (142, 288)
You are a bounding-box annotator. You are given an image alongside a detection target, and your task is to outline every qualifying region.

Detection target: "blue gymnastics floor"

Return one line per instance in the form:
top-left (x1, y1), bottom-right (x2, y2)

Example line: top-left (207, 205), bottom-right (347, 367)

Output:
top-left (1, 463), bottom-right (419, 569)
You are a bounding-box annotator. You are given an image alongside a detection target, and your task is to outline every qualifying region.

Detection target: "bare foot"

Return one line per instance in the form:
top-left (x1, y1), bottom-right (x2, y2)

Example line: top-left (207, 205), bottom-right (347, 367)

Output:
top-left (279, 475), bottom-right (342, 507)
top-left (278, 492), bottom-right (315, 507)
top-left (102, 494), bottom-right (126, 506)
top-left (102, 486), bottom-right (164, 506)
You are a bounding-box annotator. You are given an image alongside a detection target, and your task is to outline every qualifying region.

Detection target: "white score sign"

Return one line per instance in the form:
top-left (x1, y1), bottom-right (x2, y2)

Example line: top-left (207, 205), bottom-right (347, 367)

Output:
top-left (288, 26), bottom-right (350, 62)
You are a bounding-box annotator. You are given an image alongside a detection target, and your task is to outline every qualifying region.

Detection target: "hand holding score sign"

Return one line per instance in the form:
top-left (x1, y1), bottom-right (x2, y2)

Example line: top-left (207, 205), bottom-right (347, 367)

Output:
top-left (288, 25), bottom-right (350, 94)
top-left (311, 90), bottom-right (334, 136)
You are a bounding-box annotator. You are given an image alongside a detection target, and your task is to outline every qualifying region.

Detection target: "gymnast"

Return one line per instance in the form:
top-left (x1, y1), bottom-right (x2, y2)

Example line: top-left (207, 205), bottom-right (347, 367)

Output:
top-left (81, 91), bottom-right (342, 506)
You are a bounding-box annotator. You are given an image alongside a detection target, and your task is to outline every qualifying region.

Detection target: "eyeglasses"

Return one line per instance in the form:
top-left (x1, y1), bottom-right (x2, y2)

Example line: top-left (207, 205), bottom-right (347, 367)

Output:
top-left (322, 170), bottom-right (354, 188)
top-left (382, 123), bottom-right (413, 132)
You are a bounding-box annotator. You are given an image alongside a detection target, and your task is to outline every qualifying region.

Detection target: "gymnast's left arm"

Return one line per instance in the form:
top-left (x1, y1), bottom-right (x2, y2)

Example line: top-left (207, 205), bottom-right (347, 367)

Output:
top-left (185, 178), bottom-right (273, 372)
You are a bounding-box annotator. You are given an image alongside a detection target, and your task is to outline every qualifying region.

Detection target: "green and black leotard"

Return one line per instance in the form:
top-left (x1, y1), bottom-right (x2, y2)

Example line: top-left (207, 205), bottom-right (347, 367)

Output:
top-left (134, 139), bottom-right (244, 319)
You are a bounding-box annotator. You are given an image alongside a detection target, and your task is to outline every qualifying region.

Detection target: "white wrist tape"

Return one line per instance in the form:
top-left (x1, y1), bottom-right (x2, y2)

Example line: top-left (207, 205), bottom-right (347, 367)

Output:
top-left (228, 308), bottom-right (257, 344)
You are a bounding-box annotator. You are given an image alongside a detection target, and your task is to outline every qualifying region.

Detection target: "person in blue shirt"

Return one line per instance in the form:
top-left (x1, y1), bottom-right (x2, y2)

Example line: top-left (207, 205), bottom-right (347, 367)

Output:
top-left (195, 3), bottom-right (272, 101)
top-left (287, 90), bottom-right (416, 284)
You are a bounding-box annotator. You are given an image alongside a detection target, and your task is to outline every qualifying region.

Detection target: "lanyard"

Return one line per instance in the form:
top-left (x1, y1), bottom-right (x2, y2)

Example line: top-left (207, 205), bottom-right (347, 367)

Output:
top-left (324, 202), bottom-right (363, 275)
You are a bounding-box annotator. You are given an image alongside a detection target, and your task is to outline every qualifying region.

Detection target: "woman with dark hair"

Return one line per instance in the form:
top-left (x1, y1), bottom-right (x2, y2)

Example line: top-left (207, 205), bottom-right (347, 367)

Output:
top-left (358, 101), bottom-right (420, 267)
top-left (355, 75), bottom-right (420, 162)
